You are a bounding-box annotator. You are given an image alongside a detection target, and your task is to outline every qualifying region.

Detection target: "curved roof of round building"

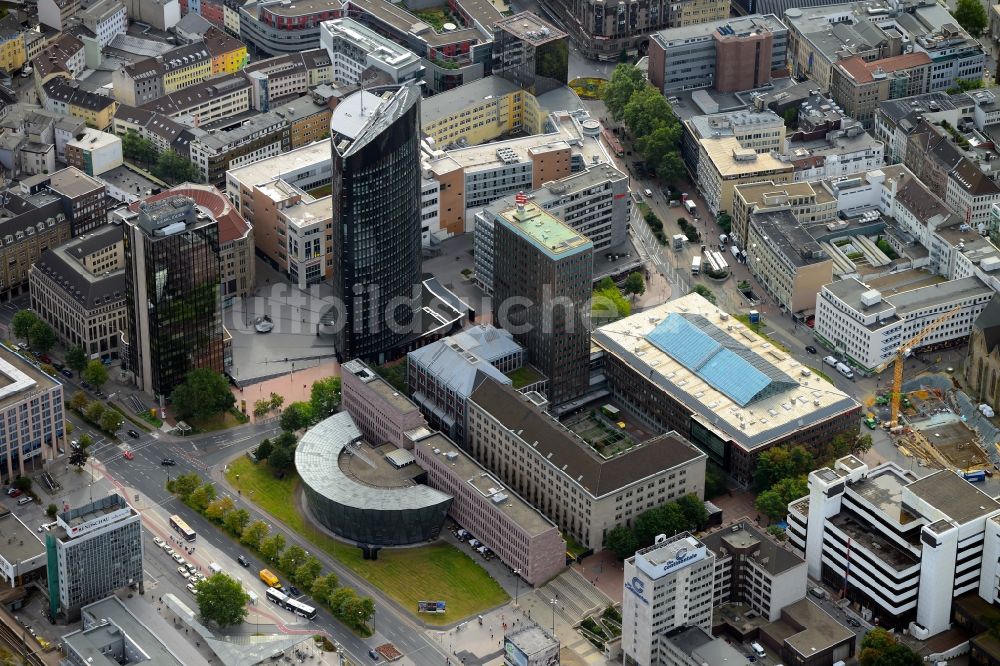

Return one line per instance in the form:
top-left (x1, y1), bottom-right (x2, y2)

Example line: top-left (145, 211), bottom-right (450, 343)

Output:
top-left (295, 411), bottom-right (451, 510)
top-left (127, 183), bottom-right (250, 244)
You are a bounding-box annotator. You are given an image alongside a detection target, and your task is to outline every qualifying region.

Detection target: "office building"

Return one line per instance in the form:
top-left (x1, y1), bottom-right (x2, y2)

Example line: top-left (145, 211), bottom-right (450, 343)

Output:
top-left (188, 110), bottom-right (291, 186)
top-left (0, 511), bottom-right (46, 588)
top-left (65, 129), bottom-right (123, 177)
top-left (0, 190), bottom-right (71, 301)
top-left (682, 110), bottom-right (786, 177)
top-left (647, 15), bottom-right (788, 95)
top-left (319, 18), bottom-right (424, 86)
top-left (695, 136), bottom-right (793, 215)
top-left (746, 208), bottom-right (832, 314)
top-left (271, 95), bottom-right (333, 149)
top-left (474, 163), bottom-right (629, 293)
top-left (122, 0), bottom-right (180, 31)
top-left (421, 77), bottom-right (547, 149)
top-left (788, 455), bottom-right (1000, 637)
top-left (0, 345), bottom-right (64, 479)
top-left (814, 273), bottom-right (993, 373)
top-left (77, 0), bottom-right (127, 47)
top-left (139, 73), bottom-right (253, 124)
top-left (62, 596), bottom-right (186, 666)
top-left (490, 201), bottom-right (591, 405)
top-left (491, 12), bottom-right (567, 96)
top-left (622, 534), bottom-right (717, 666)
top-left (29, 225), bottom-right (127, 361)
top-left (341, 359), bottom-right (427, 450)
top-left (467, 378), bottom-right (707, 550)
top-left (330, 85), bottom-right (422, 363)
top-left (46, 167), bottom-right (108, 237)
top-left (659, 626), bottom-right (746, 666)
top-left (730, 179), bottom-right (836, 247)
top-left (46, 494), bottom-right (143, 621)
top-left (237, 0), bottom-right (345, 57)
top-left (830, 54), bottom-right (932, 129)
top-left (413, 430), bottom-right (566, 586)
top-left (242, 49), bottom-right (335, 110)
top-left (592, 293), bottom-right (861, 484)
top-left (701, 518), bottom-right (806, 622)
top-left (503, 624), bottom-right (560, 666)
top-left (123, 195), bottom-right (224, 397)
top-left (126, 184), bottom-right (254, 308)
top-left (779, 123), bottom-right (885, 182)
top-left (759, 598), bottom-right (856, 665)
top-left (407, 325), bottom-right (522, 444)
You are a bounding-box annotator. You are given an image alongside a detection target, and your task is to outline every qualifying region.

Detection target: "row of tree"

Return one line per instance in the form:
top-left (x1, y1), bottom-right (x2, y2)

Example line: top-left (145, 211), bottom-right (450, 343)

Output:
top-left (602, 64), bottom-right (685, 184)
top-left (122, 130), bottom-right (202, 184)
top-left (11, 310), bottom-right (55, 355)
top-left (166, 472), bottom-right (375, 633)
top-left (170, 368), bottom-right (236, 422)
top-left (859, 628), bottom-right (922, 666)
top-left (68, 392), bottom-right (125, 435)
top-left (603, 494), bottom-right (708, 559)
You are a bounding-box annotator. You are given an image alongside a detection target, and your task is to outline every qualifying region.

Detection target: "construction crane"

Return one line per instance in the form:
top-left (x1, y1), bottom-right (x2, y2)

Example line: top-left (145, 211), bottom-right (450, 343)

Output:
top-left (874, 304), bottom-right (961, 427)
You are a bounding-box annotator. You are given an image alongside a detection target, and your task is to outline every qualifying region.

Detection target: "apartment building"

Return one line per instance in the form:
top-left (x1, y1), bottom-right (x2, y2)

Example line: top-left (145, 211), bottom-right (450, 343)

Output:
top-left (29, 225), bottom-right (126, 361)
top-left (140, 73), bottom-right (251, 124)
top-left (830, 54), bottom-right (932, 129)
top-left (341, 359), bottom-right (427, 450)
top-left (125, 184), bottom-right (254, 307)
top-left (421, 77), bottom-right (547, 149)
top-left (695, 136), bottom-right (793, 215)
top-left (45, 494), bottom-right (143, 621)
top-left (592, 293), bottom-right (861, 484)
top-left (731, 179), bottom-right (836, 246)
top-left (875, 92), bottom-right (972, 164)
top-left (65, 128), bottom-right (123, 177)
top-left (111, 105), bottom-right (190, 156)
top-left (0, 192), bottom-right (70, 300)
top-left (271, 96), bottom-right (332, 149)
top-left (46, 167), bottom-right (107, 237)
top-left (77, 0), bottom-right (126, 47)
top-left (814, 273), bottom-right (993, 373)
top-left (243, 49), bottom-right (335, 109)
top-left (622, 534), bottom-right (717, 666)
top-left (319, 18), bottom-right (424, 86)
top-left (407, 325), bottom-right (522, 444)
top-left (788, 455), bottom-right (1000, 637)
top-left (412, 430), bottom-right (565, 586)
top-left (647, 15), bottom-right (788, 94)
top-left (38, 0), bottom-right (79, 32)
top-left (946, 158), bottom-right (1000, 229)
top-left (0, 345), bottom-right (64, 478)
top-left (121, 0), bottom-right (180, 31)
top-left (42, 81), bottom-right (117, 130)
top-left (32, 32), bottom-right (85, 90)
top-left (188, 110), bottom-right (291, 185)
top-left (746, 208), bottom-right (832, 314)
top-left (0, 16), bottom-right (26, 75)
top-left (466, 377), bottom-right (707, 550)
top-left (779, 123), bottom-right (885, 182)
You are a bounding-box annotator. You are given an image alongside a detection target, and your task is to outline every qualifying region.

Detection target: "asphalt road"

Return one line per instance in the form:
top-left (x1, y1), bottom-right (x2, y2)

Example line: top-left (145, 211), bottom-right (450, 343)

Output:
top-left (87, 421), bottom-right (452, 666)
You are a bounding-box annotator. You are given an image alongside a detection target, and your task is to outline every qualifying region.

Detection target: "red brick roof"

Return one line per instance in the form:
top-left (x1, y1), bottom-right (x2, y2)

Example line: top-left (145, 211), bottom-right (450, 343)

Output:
top-left (128, 183), bottom-right (250, 244)
top-left (837, 52), bottom-right (932, 84)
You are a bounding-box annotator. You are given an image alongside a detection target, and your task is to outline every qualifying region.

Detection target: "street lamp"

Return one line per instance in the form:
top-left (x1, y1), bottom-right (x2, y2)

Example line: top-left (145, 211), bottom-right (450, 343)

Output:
top-left (512, 569), bottom-right (521, 607)
top-left (549, 597), bottom-right (557, 634)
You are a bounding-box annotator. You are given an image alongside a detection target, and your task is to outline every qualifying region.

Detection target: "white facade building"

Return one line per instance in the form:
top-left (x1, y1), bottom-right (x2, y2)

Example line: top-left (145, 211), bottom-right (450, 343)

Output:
top-left (788, 456), bottom-right (1000, 639)
top-left (78, 0), bottom-right (127, 47)
top-left (814, 273), bottom-right (993, 372)
top-left (622, 534), bottom-right (716, 666)
top-left (319, 19), bottom-right (424, 86)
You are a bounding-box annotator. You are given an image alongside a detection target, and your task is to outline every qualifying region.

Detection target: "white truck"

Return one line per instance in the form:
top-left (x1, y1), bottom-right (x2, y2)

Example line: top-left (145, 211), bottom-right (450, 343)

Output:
top-left (836, 362), bottom-right (854, 379)
top-left (209, 562), bottom-right (222, 574)
top-left (683, 199), bottom-right (697, 214)
top-left (691, 256), bottom-right (701, 275)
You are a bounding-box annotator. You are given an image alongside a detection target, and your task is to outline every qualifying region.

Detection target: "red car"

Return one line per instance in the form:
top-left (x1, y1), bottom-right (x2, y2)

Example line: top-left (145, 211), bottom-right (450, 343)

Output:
top-left (123, 450), bottom-right (134, 461)
top-left (7, 489), bottom-right (22, 498)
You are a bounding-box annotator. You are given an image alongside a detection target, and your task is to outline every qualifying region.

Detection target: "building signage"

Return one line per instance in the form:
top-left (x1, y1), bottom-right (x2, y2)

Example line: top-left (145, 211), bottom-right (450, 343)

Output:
top-left (625, 576), bottom-right (648, 604)
top-left (661, 548), bottom-right (699, 573)
top-left (62, 507), bottom-right (131, 539)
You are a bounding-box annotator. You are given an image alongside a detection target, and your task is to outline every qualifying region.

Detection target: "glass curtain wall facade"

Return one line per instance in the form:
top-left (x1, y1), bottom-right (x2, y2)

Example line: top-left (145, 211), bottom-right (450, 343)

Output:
top-left (331, 86), bottom-right (423, 363)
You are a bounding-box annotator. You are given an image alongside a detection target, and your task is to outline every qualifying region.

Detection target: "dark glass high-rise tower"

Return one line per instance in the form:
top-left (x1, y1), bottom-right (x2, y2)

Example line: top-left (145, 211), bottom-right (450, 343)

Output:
top-left (330, 85), bottom-right (422, 363)
top-left (123, 195), bottom-right (223, 398)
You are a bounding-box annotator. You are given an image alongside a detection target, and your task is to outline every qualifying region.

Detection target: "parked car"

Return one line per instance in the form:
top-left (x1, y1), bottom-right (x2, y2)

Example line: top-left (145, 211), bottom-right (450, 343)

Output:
top-left (153, 537), bottom-right (165, 547)
top-left (237, 555), bottom-right (250, 567)
top-left (805, 345), bottom-right (817, 354)
top-left (7, 489), bottom-right (21, 498)
top-left (846, 617), bottom-right (861, 628)
top-left (60, 369), bottom-right (72, 378)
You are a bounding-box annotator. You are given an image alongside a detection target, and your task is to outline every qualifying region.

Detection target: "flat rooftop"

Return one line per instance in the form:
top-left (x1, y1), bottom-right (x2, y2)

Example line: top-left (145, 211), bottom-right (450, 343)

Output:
top-left (494, 11), bottom-right (566, 45)
top-left (0, 511), bottom-right (44, 564)
top-left (226, 140), bottom-right (331, 187)
top-left (750, 208), bottom-right (827, 267)
top-left (826, 273), bottom-right (993, 319)
top-left (63, 596), bottom-right (185, 666)
top-left (701, 136), bottom-right (793, 178)
top-left (701, 518), bottom-right (804, 576)
top-left (48, 167), bottom-right (103, 198)
top-left (412, 432), bottom-right (558, 537)
top-left (592, 293), bottom-right (859, 451)
top-left (421, 75), bottom-right (522, 126)
top-left (343, 359), bottom-right (421, 414)
top-left (773, 598), bottom-right (855, 658)
top-left (340, 441), bottom-right (425, 488)
top-left (652, 13), bottom-right (786, 48)
top-left (495, 202), bottom-right (591, 259)
top-left (906, 469), bottom-right (1000, 525)
top-left (0, 346), bottom-right (58, 412)
top-left (848, 465), bottom-right (917, 524)
top-left (734, 179), bottom-right (836, 206)
top-left (321, 18), bottom-right (420, 69)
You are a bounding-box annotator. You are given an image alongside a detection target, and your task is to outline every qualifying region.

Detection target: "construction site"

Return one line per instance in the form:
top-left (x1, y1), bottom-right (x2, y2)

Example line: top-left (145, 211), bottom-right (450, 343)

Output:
top-left (866, 385), bottom-right (994, 477)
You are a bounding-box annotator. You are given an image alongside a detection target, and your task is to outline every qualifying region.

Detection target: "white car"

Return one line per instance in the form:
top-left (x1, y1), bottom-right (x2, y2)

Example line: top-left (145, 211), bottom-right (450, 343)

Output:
top-left (186, 583), bottom-right (197, 593)
top-left (163, 546), bottom-right (174, 556)
top-left (153, 537), bottom-right (165, 547)
top-left (172, 553), bottom-right (185, 564)
top-left (180, 572), bottom-right (191, 580)
top-left (177, 566), bottom-right (188, 576)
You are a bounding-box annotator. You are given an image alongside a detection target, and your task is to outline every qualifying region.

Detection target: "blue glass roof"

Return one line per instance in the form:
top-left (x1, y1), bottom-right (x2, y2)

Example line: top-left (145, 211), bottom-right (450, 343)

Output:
top-left (644, 313), bottom-right (796, 406)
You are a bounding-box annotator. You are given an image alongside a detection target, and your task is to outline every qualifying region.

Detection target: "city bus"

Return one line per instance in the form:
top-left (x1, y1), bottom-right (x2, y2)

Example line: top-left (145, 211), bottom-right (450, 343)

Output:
top-left (169, 514), bottom-right (196, 542)
top-left (266, 587), bottom-right (317, 620)
top-left (601, 128), bottom-right (624, 158)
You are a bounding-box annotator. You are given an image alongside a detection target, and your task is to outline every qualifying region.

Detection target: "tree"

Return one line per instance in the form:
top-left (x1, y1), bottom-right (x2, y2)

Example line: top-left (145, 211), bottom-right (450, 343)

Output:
top-left (854, 433), bottom-right (873, 455)
top-left (755, 476), bottom-right (808, 521)
top-left (46, 504), bottom-right (57, 518)
top-left (946, 77), bottom-right (984, 94)
top-left (623, 86), bottom-right (675, 143)
top-left (254, 438), bottom-right (273, 461)
top-left (195, 573), bottom-right (249, 627)
top-left (260, 532), bottom-right (285, 562)
top-left (269, 392), bottom-right (284, 411)
top-left (240, 520), bottom-right (269, 550)
top-left (592, 277), bottom-right (631, 322)
top-left (954, 0), bottom-right (987, 35)
top-left (268, 445), bottom-right (294, 474)
top-left (654, 150), bottom-right (687, 184)
top-left (622, 272), bottom-right (645, 298)
top-left (351, 596), bottom-right (376, 629)
top-left (676, 494), bottom-right (708, 530)
top-left (69, 447), bottom-right (89, 468)
top-left (205, 496), bottom-right (235, 522)
top-left (293, 555), bottom-right (323, 589)
top-left (633, 503), bottom-right (687, 547)
top-left (154, 149), bottom-right (202, 183)
top-left (310, 377), bottom-right (341, 418)
top-left (278, 544), bottom-right (307, 574)
top-left (874, 645), bottom-right (922, 666)
top-left (604, 525), bottom-right (639, 560)
top-left (274, 430), bottom-right (297, 449)
top-left (717, 213), bottom-right (732, 235)
top-left (753, 444), bottom-right (813, 491)
top-left (79, 434), bottom-right (93, 449)
top-left (766, 525), bottom-right (787, 541)
top-left (329, 587), bottom-right (357, 616)
top-left (169, 472), bottom-right (201, 500)
top-left (860, 628), bottom-right (900, 666)
top-left (30, 320), bottom-right (55, 354)
top-left (188, 482), bottom-right (217, 512)
top-left (13, 477), bottom-right (30, 493)
top-left (705, 462), bottom-right (727, 499)
top-left (310, 573), bottom-right (339, 604)
top-left (84, 401), bottom-right (105, 424)
top-left (69, 392), bottom-right (89, 412)
top-left (253, 399), bottom-right (271, 418)
top-left (602, 64), bottom-right (648, 121)
top-left (11, 310), bottom-right (38, 344)
top-left (223, 508), bottom-right (250, 536)
top-left (170, 368), bottom-right (235, 421)
top-left (782, 107), bottom-right (799, 129)
top-left (99, 408), bottom-right (123, 434)
top-left (280, 402), bottom-right (314, 432)
top-left (689, 284), bottom-right (717, 305)
top-left (83, 360), bottom-right (108, 389)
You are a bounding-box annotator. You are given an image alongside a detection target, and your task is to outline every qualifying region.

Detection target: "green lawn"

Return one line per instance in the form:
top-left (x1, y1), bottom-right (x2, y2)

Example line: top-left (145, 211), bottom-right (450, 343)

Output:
top-left (226, 458), bottom-right (508, 624)
top-left (413, 7), bottom-right (449, 31)
top-left (308, 184), bottom-right (332, 198)
top-left (506, 365), bottom-right (543, 389)
top-left (187, 410), bottom-right (246, 433)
